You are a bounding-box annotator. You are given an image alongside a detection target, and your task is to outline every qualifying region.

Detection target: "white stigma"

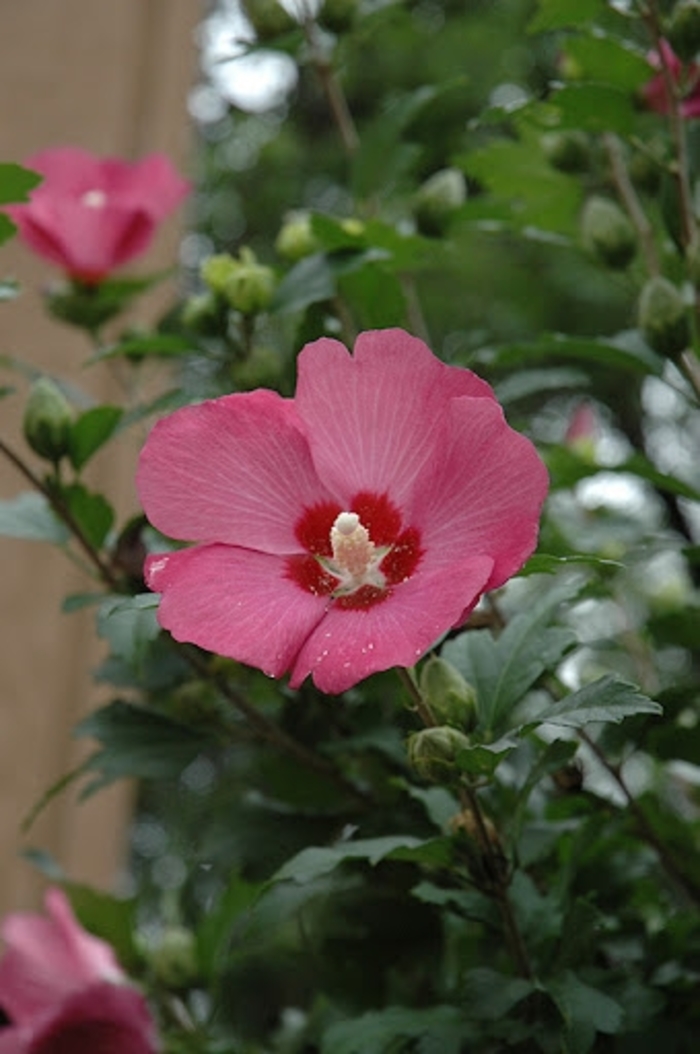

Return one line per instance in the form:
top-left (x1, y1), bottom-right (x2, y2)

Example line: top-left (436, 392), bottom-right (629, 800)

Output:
top-left (330, 511), bottom-right (375, 579)
top-left (81, 189), bottom-right (108, 209)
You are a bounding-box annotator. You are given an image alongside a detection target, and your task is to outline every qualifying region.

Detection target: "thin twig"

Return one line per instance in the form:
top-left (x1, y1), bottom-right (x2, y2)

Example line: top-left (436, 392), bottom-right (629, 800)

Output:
top-left (579, 728), bottom-right (700, 907)
top-left (0, 436), bottom-right (121, 589)
top-left (299, 6), bottom-right (359, 155)
top-left (180, 644), bottom-right (372, 808)
top-left (602, 132), bottom-right (660, 276)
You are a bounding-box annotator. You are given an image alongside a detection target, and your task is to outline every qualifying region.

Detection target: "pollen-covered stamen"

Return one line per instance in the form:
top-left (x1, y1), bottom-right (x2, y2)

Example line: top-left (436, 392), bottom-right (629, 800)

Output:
top-left (81, 189), bottom-right (108, 209)
top-left (330, 512), bottom-right (375, 578)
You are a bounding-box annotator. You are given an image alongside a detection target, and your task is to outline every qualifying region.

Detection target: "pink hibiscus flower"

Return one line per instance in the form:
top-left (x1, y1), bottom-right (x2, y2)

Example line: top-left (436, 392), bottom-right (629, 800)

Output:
top-left (642, 40), bottom-right (700, 118)
top-left (137, 329), bottom-right (548, 694)
top-left (0, 888), bottom-right (158, 1054)
top-left (6, 147), bottom-right (190, 284)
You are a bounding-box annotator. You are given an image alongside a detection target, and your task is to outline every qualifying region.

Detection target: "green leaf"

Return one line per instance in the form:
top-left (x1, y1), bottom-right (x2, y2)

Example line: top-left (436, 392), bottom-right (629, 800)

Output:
top-left (63, 882), bottom-right (139, 972)
top-left (75, 699), bottom-right (218, 793)
top-left (338, 262), bottom-right (407, 328)
top-left (272, 253), bottom-right (335, 314)
top-left (321, 1005), bottom-right (471, 1054)
top-left (0, 492), bottom-right (69, 544)
top-left (0, 214), bottom-right (16, 246)
top-left (464, 136), bottom-right (582, 236)
top-left (520, 553), bottom-right (623, 575)
top-left (512, 738), bottom-right (579, 828)
top-left (271, 835), bottom-right (427, 885)
top-left (454, 737), bottom-right (519, 778)
top-left (546, 445), bottom-right (700, 501)
top-left (97, 593), bottom-right (160, 665)
top-left (89, 333), bottom-right (194, 364)
top-left (61, 483), bottom-right (114, 549)
top-left (536, 675), bottom-right (662, 728)
top-left (475, 332), bottom-right (664, 376)
top-left (494, 367), bottom-right (589, 405)
top-left (68, 405), bottom-right (123, 471)
top-left (550, 83), bottom-right (638, 135)
top-left (528, 0), bottom-right (603, 33)
top-left (442, 578), bottom-right (582, 733)
top-left (0, 162), bottom-right (41, 204)
top-left (564, 33), bottom-right (651, 92)
top-left (547, 970), bottom-right (624, 1054)
top-left (462, 966), bottom-right (535, 1020)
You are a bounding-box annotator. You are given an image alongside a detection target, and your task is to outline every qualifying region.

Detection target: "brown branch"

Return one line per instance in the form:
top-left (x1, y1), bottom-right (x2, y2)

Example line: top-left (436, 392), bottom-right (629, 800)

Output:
top-left (602, 132), bottom-right (660, 276)
top-left (0, 436), bottom-right (121, 589)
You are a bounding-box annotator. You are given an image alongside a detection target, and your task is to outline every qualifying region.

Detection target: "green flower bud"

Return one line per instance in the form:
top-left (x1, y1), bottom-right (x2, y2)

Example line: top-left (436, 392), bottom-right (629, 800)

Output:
top-left (419, 656), bottom-right (478, 731)
top-left (275, 212), bottom-right (320, 261)
top-left (144, 926), bottom-right (198, 989)
top-left (581, 196), bottom-right (636, 270)
top-left (223, 248), bottom-right (276, 315)
top-left (201, 253), bottom-right (238, 297)
top-left (667, 0), bottom-right (700, 62)
top-left (412, 168), bottom-right (466, 237)
top-left (180, 291), bottom-right (223, 335)
top-left (233, 345), bottom-right (282, 390)
top-left (540, 131), bottom-right (590, 173)
top-left (318, 0), bottom-right (359, 35)
top-left (23, 377), bottom-right (73, 463)
top-left (638, 275), bottom-right (690, 359)
top-left (241, 0), bottom-right (297, 41)
top-left (407, 725), bottom-right (472, 782)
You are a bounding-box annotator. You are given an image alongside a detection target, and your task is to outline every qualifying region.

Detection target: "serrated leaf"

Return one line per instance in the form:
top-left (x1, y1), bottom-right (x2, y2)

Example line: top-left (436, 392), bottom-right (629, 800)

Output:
top-left (321, 1005), bottom-right (471, 1054)
top-left (75, 699), bottom-right (218, 793)
top-left (528, 0), bottom-right (603, 33)
top-left (535, 675), bottom-right (662, 728)
top-left (97, 593), bottom-right (160, 664)
top-left (564, 33), bottom-right (651, 92)
top-left (0, 491), bottom-right (69, 544)
top-left (63, 882), bottom-right (139, 972)
top-left (0, 162), bottom-right (41, 204)
top-left (442, 578), bottom-right (582, 733)
top-left (68, 406), bottom-right (123, 470)
top-left (61, 483), bottom-right (114, 549)
top-left (551, 83), bottom-right (638, 135)
top-left (494, 367), bottom-right (589, 404)
top-left (89, 333), bottom-right (193, 364)
top-left (455, 737), bottom-right (519, 778)
top-left (475, 332), bottom-right (664, 376)
top-left (547, 970), bottom-right (624, 1054)
top-left (462, 966), bottom-right (535, 1019)
top-left (272, 253), bottom-right (335, 313)
top-left (271, 835), bottom-right (426, 885)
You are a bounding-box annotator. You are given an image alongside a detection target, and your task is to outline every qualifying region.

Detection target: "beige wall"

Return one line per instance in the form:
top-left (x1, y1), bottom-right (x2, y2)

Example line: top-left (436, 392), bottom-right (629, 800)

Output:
top-left (0, 0), bottom-right (200, 910)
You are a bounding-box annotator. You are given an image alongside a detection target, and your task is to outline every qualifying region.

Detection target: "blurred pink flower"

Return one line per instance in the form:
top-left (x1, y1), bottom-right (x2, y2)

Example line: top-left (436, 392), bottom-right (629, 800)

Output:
top-left (642, 40), bottom-right (700, 118)
top-left (138, 329), bottom-right (548, 694)
top-left (0, 888), bottom-right (158, 1054)
top-left (6, 147), bottom-right (190, 284)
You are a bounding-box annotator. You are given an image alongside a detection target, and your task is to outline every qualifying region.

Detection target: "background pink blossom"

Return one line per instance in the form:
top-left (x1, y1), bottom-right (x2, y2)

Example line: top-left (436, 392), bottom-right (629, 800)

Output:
top-left (0, 888), bottom-right (158, 1054)
top-left (6, 147), bottom-right (190, 283)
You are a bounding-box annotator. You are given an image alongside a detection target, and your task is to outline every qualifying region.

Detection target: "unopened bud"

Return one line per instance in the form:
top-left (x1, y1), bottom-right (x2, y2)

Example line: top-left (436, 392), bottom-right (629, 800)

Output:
top-left (413, 168), bottom-right (466, 237)
top-left (23, 378), bottom-right (73, 462)
top-left (144, 926), bottom-right (198, 989)
top-left (241, 0), bottom-right (297, 41)
top-left (581, 196), bottom-right (637, 270)
top-left (638, 275), bottom-right (690, 358)
top-left (275, 212), bottom-right (320, 261)
top-left (419, 657), bottom-right (478, 731)
top-left (407, 726), bottom-right (471, 782)
top-left (540, 130), bottom-right (589, 173)
top-left (180, 291), bottom-right (223, 335)
top-left (228, 249), bottom-right (276, 315)
top-left (667, 1), bottom-right (700, 62)
top-left (201, 253), bottom-right (238, 297)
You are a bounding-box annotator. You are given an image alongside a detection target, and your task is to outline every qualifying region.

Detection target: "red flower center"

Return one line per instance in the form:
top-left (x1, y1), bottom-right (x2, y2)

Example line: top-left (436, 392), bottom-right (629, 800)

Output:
top-left (286, 491), bottom-right (422, 610)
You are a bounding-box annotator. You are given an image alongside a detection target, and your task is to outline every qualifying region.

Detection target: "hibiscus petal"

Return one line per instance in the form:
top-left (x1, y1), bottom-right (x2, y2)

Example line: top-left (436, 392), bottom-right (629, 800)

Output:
top-left (21, 147), bottom-right (103, 196)
top-left (137, 390), bottom-right (334, 552)
top-left (290, 554), bottom-right (494, 694)
top-left (30, 982), bottom-right (158, 1054)
top-left (116, 154), bottom-right (191, 219)
top-left (295, 328), bottom-right (495, 512)
top-left (146, 545), bottom-right (329, 677)
top-left (11, 198), bottom-right (155, 282)
top-left (416, 396), bottom-right (548, 590)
